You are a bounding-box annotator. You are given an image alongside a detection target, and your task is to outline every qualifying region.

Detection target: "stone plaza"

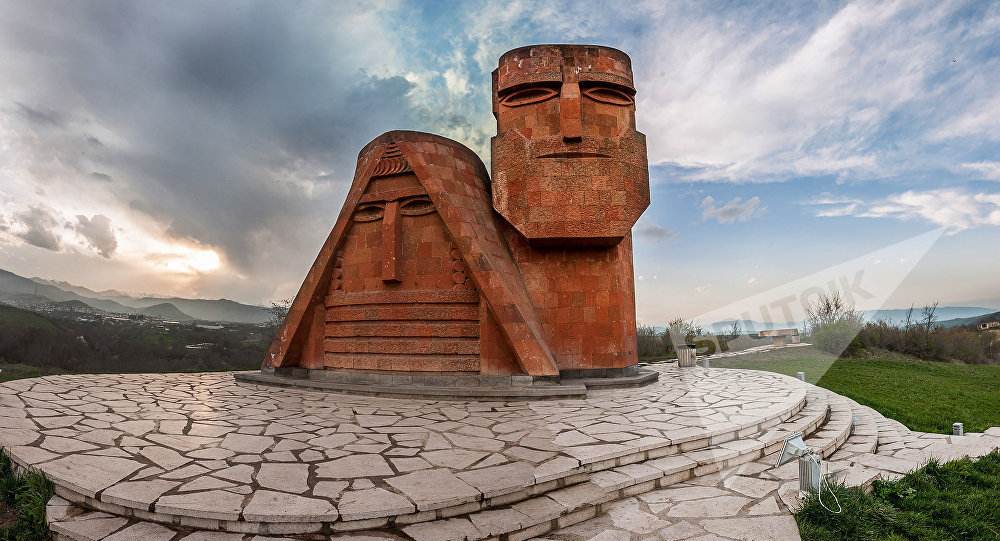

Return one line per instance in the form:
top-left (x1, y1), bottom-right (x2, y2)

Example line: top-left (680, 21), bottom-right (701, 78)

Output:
top-left (1, 359), bottom-right (999, 540)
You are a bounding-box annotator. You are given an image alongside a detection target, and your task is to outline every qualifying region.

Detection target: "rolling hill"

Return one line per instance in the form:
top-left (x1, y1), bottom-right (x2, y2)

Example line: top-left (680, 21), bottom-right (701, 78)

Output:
top-left (137, 303), bottom-right (194, 321)
top-left (938, 311), bottom-right (1000, 328)
top-left (0, 304), bottom-right (63, 332)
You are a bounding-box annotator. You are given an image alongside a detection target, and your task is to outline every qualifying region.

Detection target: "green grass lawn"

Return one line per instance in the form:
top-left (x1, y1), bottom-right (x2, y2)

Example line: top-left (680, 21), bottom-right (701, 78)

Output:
top-left (797, 452), bottom-right (1000, 541)
top-left (710, 345), bottom-right (1000, 434)
top-left (0, 363), bottom-right (63, 384)
top-left (0, 450), bottom-right (52, 541)
top-left (0, 306), bottom-right (61, 333)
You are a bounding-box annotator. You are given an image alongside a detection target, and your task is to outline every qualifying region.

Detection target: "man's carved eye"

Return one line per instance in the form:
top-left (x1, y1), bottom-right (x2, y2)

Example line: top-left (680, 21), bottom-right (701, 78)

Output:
top-left (499, 87), bottom-right (558, 107)
top-left (583, 86), bottom-right (634, 106)
top-left (353, 203), bottom-right (384, 222)
top-left (400, 197), bottom-right (435, 216)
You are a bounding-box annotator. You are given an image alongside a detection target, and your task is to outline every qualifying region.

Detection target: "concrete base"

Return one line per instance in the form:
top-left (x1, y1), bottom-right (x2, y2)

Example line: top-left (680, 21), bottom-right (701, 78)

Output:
top-left (233, 366), bottom-right (659, 400)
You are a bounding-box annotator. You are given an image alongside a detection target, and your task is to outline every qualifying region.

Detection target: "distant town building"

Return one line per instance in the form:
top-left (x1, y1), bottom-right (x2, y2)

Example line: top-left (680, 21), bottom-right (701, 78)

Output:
top-left (979, 321), bottom-right (1000, 330)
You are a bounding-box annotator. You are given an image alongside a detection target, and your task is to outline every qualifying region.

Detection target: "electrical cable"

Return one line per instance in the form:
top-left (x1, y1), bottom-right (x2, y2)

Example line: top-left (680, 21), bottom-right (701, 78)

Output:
top-left (810, 453), bottom-right (842, 514)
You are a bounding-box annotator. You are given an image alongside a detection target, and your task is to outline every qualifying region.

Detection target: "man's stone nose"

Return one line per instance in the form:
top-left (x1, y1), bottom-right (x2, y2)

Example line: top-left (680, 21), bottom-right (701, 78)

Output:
top-left (560, 81), bottom-right (583, 141)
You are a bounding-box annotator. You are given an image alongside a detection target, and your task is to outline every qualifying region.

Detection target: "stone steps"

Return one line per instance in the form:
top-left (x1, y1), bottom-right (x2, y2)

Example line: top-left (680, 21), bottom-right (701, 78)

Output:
top-left (42, 398), bottom-right (807, 537)
top-left (53, 379), bottom-right (1000, 541)
top-left (45, 386), bottom-right (826, 541)
top-left (43, 370), bottom-right (1000, 541)
top-left (405, 386), bottom-right (838, 540)
top-left (32, 373), bottom-right (809, 539)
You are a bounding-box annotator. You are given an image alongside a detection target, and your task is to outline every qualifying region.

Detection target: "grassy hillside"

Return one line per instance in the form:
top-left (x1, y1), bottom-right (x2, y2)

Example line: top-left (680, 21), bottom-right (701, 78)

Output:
top-left (0, 305), bottom-right (62, 333)
top-left (710, 346), bottom-right (1000, 433)
top-left (138, 302), bottom-right (193, 321)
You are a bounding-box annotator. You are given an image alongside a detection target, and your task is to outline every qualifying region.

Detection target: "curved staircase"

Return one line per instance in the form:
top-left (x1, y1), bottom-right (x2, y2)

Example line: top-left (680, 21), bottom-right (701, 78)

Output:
top-left (0, 367), bottom-right (996, 541)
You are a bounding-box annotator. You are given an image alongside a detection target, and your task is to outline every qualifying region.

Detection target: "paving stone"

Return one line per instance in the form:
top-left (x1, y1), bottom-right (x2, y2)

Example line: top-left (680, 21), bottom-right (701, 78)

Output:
top-left (213, 464), bottom-right (255, 484)
top-left (156, 489), bottom-right (245, 521)
top-left (242, 490), bottom-right (338, 522)
top-left (352, 478), bottom-right (376, 489)
top-left (456, 462), bottom-right (534, 498)
top-left (50, 513), bottom-right (129, 541)
top-left (178, 476), bottom-right (237, 492)
top-left (748, 495), bottom-right (781, 515)
top-left (40, 436), bottom-right (98, 453)
top-left (641, 485), bottom-right (729, 503)
top-left (256, 463), bottom-right (309, 493)
top-left (401, 517), bottom-right (482, 541)
top-left (657, 520), bottom-right (707, 540)
top-left (160, 463), bottom-right (210, 480)
top-left (101, 479), bottom-right (180, 509)
top-left (219, 433), bottom-right (274, 454)
top-left (666, 495), bottom-right (751, 518)
top-left (41, 454), bottom-right (143, 498)
top-left (385, 468), bottom-right (481, 510)
top-left (140, 445), bottom-right (192, 470)
top-left (178, 532), bottom-right (245, 540)
top-left (468, 507), bottom-right (531, 536)
top-left (421, 449), bottom-right (488, 469)
top-left (317, 454), bottom-right (393, 478)
top-left (389, 456), bottom-right (432, 472)
top-left (722, 475), bottom-right (780, 498)
top-left (104, 521), bottom-right (176, 541)
top-left (534, 456), bottom-right (581, 482)
top-left (338, 487), bottom-right (415, 521)
top-left (605, 498), bottom-right (670, 534)
top-left (701, 515), bottom-right (801, 540)
top-left (548, 482), bottom-right (605, 511)
top-left (312, 480), bottom-right (349, 500)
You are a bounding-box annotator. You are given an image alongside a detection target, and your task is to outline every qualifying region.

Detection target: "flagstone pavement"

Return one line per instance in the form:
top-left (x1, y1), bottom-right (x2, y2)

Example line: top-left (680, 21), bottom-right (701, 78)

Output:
top-left (1, 362), bottom-right (998, 541)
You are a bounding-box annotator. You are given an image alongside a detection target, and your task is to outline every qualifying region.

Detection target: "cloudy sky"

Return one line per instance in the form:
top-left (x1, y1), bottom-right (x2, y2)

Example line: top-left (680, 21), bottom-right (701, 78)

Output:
top-left (1, 0), bottom-right (998, 321)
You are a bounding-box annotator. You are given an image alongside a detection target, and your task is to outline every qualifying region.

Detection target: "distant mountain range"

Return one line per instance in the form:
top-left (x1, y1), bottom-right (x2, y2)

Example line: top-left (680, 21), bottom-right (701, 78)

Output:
top-left (0, 268), bottom-right (270, 323)
top-left (703, 306), bottom-right (999, 334)
top-left (937, 310), bottom-right (1000, 328)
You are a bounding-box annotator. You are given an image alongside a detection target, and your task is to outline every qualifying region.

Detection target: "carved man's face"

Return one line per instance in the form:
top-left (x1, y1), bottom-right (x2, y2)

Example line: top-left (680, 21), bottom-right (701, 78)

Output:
top-left (491, 44), bottom-right (649, 245)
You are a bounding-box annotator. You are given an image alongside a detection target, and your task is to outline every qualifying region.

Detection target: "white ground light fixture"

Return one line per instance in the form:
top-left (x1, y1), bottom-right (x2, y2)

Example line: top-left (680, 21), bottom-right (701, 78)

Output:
top-left (775, 432), bottom-right (822, 496)
top-left (775, 432), bottom-right (841, 513)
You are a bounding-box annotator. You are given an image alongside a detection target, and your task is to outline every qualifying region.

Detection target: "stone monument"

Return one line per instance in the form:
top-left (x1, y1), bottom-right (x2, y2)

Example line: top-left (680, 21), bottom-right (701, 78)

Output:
top-left (245, 44), bottom-right (652, 395)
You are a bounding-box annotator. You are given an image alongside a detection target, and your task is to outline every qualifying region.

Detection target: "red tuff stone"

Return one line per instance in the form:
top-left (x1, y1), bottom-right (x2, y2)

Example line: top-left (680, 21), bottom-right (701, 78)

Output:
top-left (264, 44), bottom-right (648, 379)
top-left (492, 44), bottom-right (649, 245)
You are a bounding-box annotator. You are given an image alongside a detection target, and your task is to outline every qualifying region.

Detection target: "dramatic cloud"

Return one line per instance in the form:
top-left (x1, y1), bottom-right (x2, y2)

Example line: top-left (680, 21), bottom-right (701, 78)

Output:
top-left (73, 214), bottom-right (117, 258)
top-left (633, 1), bottom-right (1000, 183)
top-left (0, 1), bottom-right (997, 310)
top-left (0, 2), bottom-right (491, 301)
top-left (12, 205), bottom-right (61, 251)
top-left (963, 161), bottom-right (1000, 181)
top-left (633, 223), bottom-right (677, 242)
top-left (811, 189), bottom-right (1000, 232)
top-left (701, 196), bottom-right (765, 224)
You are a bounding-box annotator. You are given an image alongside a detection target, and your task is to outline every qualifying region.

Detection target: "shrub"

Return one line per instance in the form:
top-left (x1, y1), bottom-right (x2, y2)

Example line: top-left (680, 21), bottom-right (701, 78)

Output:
top-left (694, 338), bottom-right (718, 355)
top-left (812, 319), bottom-right (863, 357)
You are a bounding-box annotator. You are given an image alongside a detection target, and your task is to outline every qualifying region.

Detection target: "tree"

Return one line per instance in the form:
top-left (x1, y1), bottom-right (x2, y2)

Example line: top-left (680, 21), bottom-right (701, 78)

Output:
top-left (261, 299), bottom-right (292, 343)
top-left (805, 291), bottom-right (865, 356)
top-left (921, 301), bottom-right (939, 333)
top-left (662, 318), bottom-right (704, 353)
top-left (903, 303), bottom-right (915, 331)
top-left (636, 324), bottom-right (662, 357)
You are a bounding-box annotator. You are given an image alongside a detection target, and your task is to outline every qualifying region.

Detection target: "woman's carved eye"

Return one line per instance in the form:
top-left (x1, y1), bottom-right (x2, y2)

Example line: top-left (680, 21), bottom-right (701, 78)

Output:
top-left (499, 87), bottom-right (558, 107)
top-left (400, 197), bottom-right (436, 216)
top-left (583, 86), bottom-right (634, 106)
top-left (352, 203), bottom-right (384, 222)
